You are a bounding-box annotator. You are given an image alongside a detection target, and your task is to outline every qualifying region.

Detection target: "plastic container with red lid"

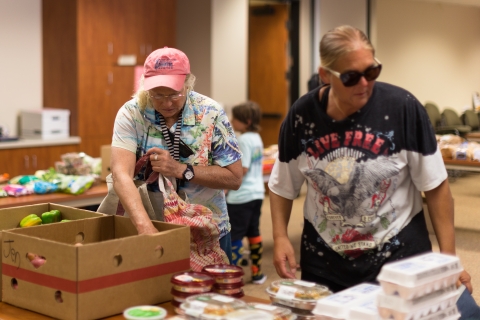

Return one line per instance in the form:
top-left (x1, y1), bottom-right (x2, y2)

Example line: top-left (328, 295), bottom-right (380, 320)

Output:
top-left (171, 272), bottom-right (215, 293)
top-left (171, 288), bottom-right (203, 304)
top-left (202, 264), bottom-right (244, 284)
top-left (228, 289), bottom-right (245, 299)
top-left (212, 281), bottom-right (244, 295)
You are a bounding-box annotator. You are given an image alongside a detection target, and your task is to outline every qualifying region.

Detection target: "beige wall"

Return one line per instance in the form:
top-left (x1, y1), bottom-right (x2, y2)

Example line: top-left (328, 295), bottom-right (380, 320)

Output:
top-left (210, 0), bottom-right (249, 111)
top-left (0, 0), bottom-right (42, 136)
top-left (3, 0), bottom-right (480, 138)
top-left (314, 0), bottom-right (368, 72)
top-left (374, 0), bottom-right (480, 113)
top-left (177, 0), bottom-right (212, 97)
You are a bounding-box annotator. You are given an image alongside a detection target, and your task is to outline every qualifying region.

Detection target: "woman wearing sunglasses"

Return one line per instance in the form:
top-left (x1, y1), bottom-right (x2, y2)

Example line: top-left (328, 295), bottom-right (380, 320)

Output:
top-left (268, 25), bottom-right (479, 317)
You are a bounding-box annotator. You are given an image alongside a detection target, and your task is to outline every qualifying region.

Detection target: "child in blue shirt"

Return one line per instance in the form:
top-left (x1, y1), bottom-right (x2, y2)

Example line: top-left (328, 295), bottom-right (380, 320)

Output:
top-left (227, 101), bottom-right (266, 284)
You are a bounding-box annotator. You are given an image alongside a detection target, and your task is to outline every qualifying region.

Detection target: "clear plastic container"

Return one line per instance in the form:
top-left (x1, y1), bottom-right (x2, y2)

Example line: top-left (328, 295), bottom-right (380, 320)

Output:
top-left (376, 252), bottom-right (463, 300)
top-left (202, 264), bottom-right (244, 284)
top-left (266, 279), bottom-right (331, 310)
top-left (179, 293), bottom-right (247, 319)
top-left (312, 283), bottom-right (381, 320)
top-left (171, 272), bottom-right (215, 293)
top-left (376, 285), bottom-right (460, 320)
top-left (123, 305), bottom-right (167, 320)
top-left (246, 303), bottom-right (296, 320)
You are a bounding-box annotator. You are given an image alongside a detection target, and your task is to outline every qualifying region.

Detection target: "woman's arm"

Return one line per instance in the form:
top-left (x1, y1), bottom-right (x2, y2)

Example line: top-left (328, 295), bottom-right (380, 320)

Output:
top-left (148, 147), bottom-right (243, 190)
top-left (110, 147), bottom-right (158, 235)
top-left (424, 178), bottom-right (473, 293)
top-left (270, 191), bottom-right (298, 279)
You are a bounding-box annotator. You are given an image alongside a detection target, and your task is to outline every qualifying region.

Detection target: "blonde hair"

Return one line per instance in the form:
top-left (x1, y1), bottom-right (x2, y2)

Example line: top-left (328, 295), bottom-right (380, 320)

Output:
top-left (134, 73), bottom-right (197, 111)
top-left (320, 25), bottom-right (375, 70)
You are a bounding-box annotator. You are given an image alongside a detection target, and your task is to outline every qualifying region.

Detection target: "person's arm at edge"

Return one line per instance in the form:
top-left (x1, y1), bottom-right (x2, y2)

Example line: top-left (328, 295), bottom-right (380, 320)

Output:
top-left (148, 147), bottom-right (243, 191)
top-left (270, 190), bottom-right (298, 279)
top-left (111, 146), bottom-right (158, 235)
top-left (424, 178), bottom-right (473, 293)
top-left (190, 160), bottom-right (243, 190)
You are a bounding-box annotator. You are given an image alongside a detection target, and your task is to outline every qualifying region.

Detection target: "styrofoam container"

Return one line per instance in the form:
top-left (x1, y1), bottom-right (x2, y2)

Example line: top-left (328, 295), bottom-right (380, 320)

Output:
top-left (377, 304), bottom-right (460, 320)
top-left (417, 305), bottom-right (460, 320)
top-left (376, 285), bottom-right (460, 320)
top-left (349, 300), bottom-right (381, 320)
top-left (312, 283), bottom-right (381, 320)
top-left (376, 252), bottom-right (463, 300)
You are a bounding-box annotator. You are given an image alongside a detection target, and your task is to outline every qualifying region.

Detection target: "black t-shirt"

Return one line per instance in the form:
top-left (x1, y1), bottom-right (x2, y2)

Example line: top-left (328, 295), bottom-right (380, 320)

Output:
top-left (269, 82), bottom-right (447, 288)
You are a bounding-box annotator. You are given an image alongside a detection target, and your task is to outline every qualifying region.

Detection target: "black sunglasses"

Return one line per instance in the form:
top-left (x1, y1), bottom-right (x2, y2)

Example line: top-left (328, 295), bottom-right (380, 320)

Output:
top-left (324, 58), bottom-right (382, 87)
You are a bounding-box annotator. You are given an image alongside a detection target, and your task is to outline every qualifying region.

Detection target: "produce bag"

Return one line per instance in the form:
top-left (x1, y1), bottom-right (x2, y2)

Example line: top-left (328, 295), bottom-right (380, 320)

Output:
top-left (158, 172), bottom-right (229, 271)
top-left (97, 154), bottom-right (164, 221)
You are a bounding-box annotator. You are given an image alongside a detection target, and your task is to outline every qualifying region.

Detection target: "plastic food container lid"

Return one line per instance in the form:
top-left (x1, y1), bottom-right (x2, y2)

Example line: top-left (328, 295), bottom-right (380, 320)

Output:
top-left (247, 303), bottom-right (294, 318)
top-left (267, 279), bottom-right (331, 302)
top-left (180, 293), bottom-right (247, 318)
top-left (123, 305), bottom-right (167, 320)
top-left (171, 272), bottom-right (215, 287)
top-left (202, 264), bottom-right (245, 278)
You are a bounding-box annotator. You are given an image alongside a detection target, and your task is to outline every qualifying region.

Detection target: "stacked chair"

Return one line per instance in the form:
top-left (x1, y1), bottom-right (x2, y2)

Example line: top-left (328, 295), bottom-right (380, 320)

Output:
top-left (424, 102), bottom-right (471, 137)
top-left (461, 109), bottom-right (480, 141)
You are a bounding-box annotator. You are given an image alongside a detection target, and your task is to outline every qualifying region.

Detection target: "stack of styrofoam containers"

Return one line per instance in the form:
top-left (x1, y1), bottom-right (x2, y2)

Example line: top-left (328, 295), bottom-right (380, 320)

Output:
top-left (376, 252), bottom-right (463, 320)
top-left (312, 283), bottom-right (382, 319)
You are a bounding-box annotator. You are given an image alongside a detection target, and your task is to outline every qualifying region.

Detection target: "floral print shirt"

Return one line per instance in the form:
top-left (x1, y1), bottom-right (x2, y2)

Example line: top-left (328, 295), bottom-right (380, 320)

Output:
top-left (112, 91), bottom-right (242, 238)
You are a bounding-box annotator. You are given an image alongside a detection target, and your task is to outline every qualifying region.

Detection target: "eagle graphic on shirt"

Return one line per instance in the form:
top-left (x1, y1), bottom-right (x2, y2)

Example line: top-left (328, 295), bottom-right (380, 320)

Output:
top-left (304, 156), bottom-right (399, 258)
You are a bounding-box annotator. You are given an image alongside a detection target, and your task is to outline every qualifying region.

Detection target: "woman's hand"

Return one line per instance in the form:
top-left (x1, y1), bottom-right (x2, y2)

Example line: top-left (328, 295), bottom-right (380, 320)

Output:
top-left (148, 147), bottom-right (184, 179)
top-left (137, 221), bottom-right (159, 235)
top-left (273, 236), bottom-right (299, 279)
top-left (458, 270), bottom-right (473, 293)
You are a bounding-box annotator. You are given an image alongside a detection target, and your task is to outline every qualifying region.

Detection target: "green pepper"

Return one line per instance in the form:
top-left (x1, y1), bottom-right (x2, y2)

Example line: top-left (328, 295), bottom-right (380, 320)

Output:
top-left (60, 219), bottom-right (70, 223)
top-left (20, 214), bottom-right (42, 228)
top-left (41, 210), bottom-right (62, 224)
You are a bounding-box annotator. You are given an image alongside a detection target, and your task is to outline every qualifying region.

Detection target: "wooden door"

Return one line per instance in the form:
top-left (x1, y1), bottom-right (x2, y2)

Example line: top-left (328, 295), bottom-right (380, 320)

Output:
top-left (78, 0), bottom-right (116, 65)
top-left (114, 0), bottom-right (145, 60)
top-left (248, 4), bottom-right (290, 147)
top-left (111, 66), bottom-right (137, 123)
top-left (147, 0), bottom-right (177, 52)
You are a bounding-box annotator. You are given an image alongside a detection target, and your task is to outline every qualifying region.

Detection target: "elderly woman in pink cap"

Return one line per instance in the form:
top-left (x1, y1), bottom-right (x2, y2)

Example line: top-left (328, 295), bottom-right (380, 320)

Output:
top-left (110, 47), bottom-right (243, 262)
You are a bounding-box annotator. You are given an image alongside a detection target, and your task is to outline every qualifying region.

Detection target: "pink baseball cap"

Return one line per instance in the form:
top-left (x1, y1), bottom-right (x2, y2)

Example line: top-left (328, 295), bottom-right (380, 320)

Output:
top-left (143, 47), bottom-right (190, 91)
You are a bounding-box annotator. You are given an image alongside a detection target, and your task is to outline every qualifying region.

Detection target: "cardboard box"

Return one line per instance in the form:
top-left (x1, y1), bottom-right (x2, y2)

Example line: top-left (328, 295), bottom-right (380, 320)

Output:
top-left (101, 145), bottom-right (112, 181)
top-left (0, 203), bottom-right (105, 301)
top-left (21, 108), bottom-right (70, 139)
top-left (2, 215), bottom-right (190, 320)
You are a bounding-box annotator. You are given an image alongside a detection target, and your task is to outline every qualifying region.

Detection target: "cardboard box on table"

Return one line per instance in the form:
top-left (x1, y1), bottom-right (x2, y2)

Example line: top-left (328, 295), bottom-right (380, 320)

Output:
top-left (2, 215), bottom-right (190, 320)
top-left (100, 145), bottom-right (112, 181)
top-left (0, 203), bottom-right (105, 301)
